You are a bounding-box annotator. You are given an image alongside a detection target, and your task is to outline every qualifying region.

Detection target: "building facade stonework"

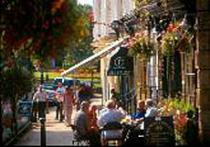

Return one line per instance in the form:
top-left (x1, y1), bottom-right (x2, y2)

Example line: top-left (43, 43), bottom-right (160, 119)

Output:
top-left (196, 0), bottom-right (210, 144)
top-left (92, 0), bottom-right (134, 102)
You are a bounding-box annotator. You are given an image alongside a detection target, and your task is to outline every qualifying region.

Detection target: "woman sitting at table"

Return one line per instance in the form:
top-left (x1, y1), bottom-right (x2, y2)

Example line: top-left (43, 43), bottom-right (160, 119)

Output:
top-left (131, 100), bottom-right (146, 120)
top-left (88, 104), bottom-right (99, 131)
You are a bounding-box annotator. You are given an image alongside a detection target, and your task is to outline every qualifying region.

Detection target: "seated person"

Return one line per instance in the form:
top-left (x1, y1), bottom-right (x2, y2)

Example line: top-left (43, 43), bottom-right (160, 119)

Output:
top-left (145, 99), bottom-right (158, 118)
top-left (98, 100), bottom-right (126, 127)
top-left (98, 100), bottom-right (126, 146)
top-left (73, 101), bottom-right (100, 146)
top-left (135, 99), bottom-right (158, 123)
top-left (88, 104), bottom-right (99, 131)
top-left (131, 100), bottom-right (146, 119)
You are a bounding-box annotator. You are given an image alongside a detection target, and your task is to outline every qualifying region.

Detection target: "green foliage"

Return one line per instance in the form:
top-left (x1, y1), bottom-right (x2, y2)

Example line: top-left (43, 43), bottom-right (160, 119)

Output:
top-left (161, 32), bottom-right (192, 56)
top-left (1, 64), bottom-right (34, 101)
top-left (161, 32), bottom-right (179, 56)
top-left (160, 98), bottom-right (195, 115)
top-left (63, 4), bottom-right (93, 66)
top-left (1, 0), bottom-right (90, 64)
top-left (129, 37), bottom-right (154, 58)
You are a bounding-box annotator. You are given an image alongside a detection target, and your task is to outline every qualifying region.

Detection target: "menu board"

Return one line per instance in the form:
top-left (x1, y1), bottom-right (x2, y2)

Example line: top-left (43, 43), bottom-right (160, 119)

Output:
top-left (144, 116), bottom-right (175, 146)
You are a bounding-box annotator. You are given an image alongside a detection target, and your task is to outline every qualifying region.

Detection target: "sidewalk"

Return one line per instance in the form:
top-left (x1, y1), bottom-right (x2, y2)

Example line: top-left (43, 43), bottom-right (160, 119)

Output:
top-left (15, 97), bottom-right (102, 146)
top-left (15, 107), bottom-right (74, 146)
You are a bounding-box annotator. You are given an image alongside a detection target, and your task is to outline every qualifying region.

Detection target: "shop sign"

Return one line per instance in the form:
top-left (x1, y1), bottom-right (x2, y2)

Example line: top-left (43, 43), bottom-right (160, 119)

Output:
top-left (107, 47), bottom-right (133, 76)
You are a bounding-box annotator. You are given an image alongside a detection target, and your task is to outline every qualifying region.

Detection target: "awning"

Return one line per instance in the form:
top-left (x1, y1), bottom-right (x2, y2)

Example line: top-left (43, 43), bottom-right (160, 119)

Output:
top-left (61, 36), bottom-right (129, 76)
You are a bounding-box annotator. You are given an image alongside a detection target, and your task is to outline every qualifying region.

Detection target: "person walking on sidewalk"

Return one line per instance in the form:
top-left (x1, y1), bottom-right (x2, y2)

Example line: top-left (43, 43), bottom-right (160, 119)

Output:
top-left (55, 82), bottom-right (65, 122)
top-left (63, 86), bottom-right (75, 126)
top-left (32, 85), bottom-right (48, 119)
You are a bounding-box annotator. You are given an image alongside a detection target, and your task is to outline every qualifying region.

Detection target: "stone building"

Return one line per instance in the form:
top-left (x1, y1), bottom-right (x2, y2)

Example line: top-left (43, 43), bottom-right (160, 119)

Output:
top-left (92, 0), bottom-right (135, 105)
top-left (196, 0), bottom-right (210, 144)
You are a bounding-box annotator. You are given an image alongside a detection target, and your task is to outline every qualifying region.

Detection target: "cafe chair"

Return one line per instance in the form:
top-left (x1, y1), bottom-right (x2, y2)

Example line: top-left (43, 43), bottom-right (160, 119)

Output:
top-left (70, 124), bottom-right (90, 146)
top-left (100, 121), bottom-right (123, 146)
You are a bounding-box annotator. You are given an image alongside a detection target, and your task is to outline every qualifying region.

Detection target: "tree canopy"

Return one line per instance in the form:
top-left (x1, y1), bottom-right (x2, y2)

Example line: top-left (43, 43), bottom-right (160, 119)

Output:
top-left (1, 0), bottom-right (90, 68)
top-left (63, 4), bottom-right (94, 67)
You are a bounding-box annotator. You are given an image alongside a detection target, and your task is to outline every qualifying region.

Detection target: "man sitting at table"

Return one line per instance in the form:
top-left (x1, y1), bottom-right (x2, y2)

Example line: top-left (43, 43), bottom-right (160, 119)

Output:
top-left (131, 100), bottom-right (146, 120)
top-left (98, 100), bottom-right (126, 127)
top-left (145, 99), bottom-right (158, 117)
top-left (98, 100), bottom-right (126, 146)
top-left (135, 99), bottom-right (158, 123)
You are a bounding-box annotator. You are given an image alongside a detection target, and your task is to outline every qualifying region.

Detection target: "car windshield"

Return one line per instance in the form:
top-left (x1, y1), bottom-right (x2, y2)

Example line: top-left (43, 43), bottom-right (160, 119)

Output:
top-left (53, 78), bottom-right (63, 85)
top-left (53, 77), bottom-right (80, 87)
top-left (43, 85), bottom-right (55, 91)
top-left (64, 80), bottom-right (73, 86)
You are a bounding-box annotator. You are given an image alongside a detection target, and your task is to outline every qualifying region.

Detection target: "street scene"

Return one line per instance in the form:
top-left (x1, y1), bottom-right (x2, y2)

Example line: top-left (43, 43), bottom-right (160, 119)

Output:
top-left (1, 0), bottom-right (210, 146)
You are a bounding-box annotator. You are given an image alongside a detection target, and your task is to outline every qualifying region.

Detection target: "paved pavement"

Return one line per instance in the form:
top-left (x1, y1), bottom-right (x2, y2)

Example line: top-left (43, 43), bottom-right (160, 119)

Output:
top-left (15, 97), bottom-right (102, 146)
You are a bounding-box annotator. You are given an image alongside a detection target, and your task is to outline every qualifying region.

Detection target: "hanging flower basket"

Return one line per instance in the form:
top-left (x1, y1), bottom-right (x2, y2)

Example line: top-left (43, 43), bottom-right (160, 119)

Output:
top-left (128, 37), bottom-right (155, 58)
top-left (161, 26), bottom-right (193, 56)
top-left (160, 32), bottom-right (180, 56)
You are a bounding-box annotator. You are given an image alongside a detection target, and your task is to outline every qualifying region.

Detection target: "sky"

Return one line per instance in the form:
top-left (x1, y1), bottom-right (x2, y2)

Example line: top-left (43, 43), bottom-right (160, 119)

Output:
top-left (77, 0), bottom-right (93, 6)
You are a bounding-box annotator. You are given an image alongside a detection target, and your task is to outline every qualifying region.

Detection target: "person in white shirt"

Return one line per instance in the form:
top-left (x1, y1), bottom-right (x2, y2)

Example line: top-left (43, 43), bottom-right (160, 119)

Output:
top-left (98, 100), bottom-right (126, 146)
top-left (33, 85), bottom-right (48, 119)
top-left (145, 99), bottom-right (158, 118)
top-left (55, 82), bottom-right (65, 121)
top-left (98, 100), bottom-right (126, 127)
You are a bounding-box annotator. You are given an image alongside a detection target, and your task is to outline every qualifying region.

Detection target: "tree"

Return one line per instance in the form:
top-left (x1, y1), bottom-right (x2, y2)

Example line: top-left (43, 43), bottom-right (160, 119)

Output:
top-left (0, 0), bottom-right (89, 140)
top-left (64, 4), bottom-right (94, 68)
top-left (1, 0), bottom-right (89, 65)
top-left (1, 62), bottom-right (34, 135)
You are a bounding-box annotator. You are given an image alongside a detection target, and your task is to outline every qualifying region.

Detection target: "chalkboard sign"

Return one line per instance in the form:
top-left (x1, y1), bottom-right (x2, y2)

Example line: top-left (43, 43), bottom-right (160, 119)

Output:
top-left (144, 116), bottom-right (175, 146)
top-left (17, 101), bottom-right (33, 117)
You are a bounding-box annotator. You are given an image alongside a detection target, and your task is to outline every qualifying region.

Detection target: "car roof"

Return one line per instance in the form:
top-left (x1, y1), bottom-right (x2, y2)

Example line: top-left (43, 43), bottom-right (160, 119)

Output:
top-left (54, 77), bottom-right (74, 80)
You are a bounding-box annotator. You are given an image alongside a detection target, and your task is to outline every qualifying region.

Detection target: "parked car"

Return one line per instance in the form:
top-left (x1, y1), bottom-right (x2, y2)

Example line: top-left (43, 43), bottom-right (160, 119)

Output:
top-left (53, 77), bottom-right (80, 88)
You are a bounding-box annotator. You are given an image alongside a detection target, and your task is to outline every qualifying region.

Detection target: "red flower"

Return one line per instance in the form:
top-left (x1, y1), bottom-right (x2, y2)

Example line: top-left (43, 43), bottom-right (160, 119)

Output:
top-left (167, 23), bottom-right (177, 32)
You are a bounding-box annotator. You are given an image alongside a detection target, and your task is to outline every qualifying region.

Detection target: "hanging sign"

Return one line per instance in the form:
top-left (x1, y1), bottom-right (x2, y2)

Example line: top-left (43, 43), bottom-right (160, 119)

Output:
top-left (107, 47), bottom-right (133, 76)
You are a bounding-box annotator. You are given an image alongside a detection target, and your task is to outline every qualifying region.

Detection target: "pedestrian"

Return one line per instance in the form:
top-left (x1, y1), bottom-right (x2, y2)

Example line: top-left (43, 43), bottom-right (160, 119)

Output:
top-left (110, 88), bottom-right (118, 100)
top-left (2, 100), bottom-right (13, 130)
top-left (63, 86), bottom-right (75, 126)
top-left (32, 85), bottom-right (48, 119)
top-left (55, 82), bottom-right (65, 122)
top-left (76, 84), bottom-right (90, 110)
